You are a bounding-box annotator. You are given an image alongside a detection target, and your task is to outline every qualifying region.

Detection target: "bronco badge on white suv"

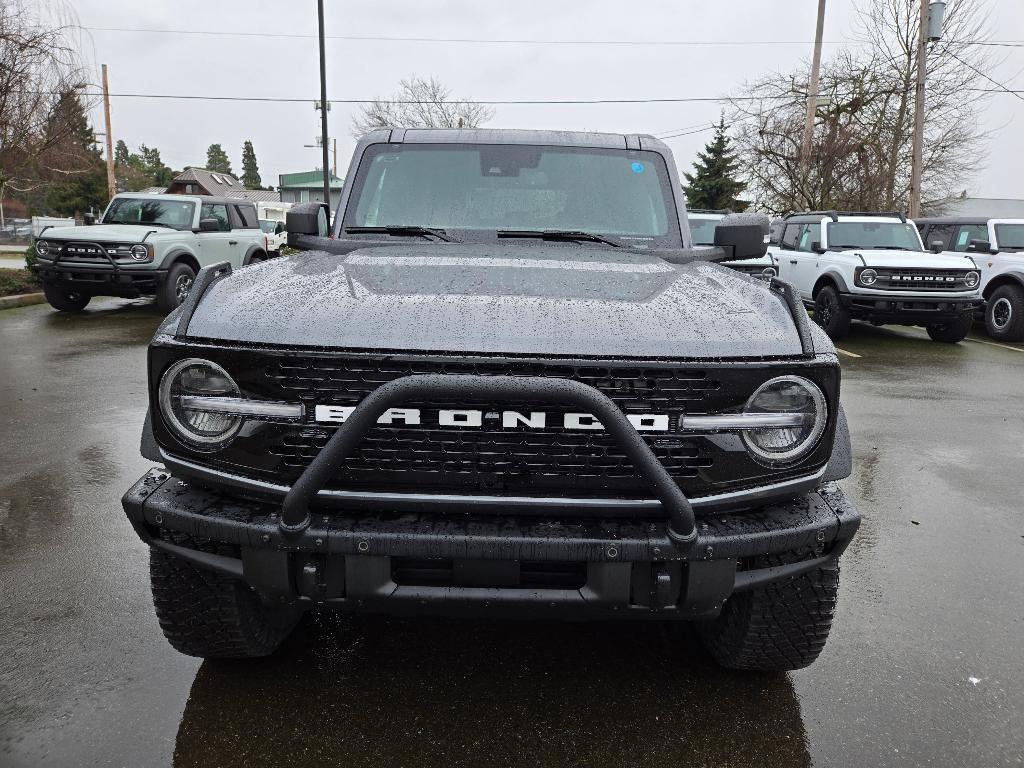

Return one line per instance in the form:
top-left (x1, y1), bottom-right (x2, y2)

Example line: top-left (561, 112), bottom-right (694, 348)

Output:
top-left (32, 193), bottom-right (269, 314)
top-left (772, 211), bottom-right (982, 342)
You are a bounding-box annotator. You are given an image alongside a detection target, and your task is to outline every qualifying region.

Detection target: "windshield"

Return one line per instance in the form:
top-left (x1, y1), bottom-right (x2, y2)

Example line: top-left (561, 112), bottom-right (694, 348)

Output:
top-left (102, 198), bottom-right (195, 230)
top-left (826, 221), bottom-right (922, 251)
top-left (994, 224), bottom-right (1024, 250)
top-left (259, 220), bottom-right (277, 234)
top-left (688, 217), bottom-right (721, 246)
top-left (343, 143), bottom-right (681, 247)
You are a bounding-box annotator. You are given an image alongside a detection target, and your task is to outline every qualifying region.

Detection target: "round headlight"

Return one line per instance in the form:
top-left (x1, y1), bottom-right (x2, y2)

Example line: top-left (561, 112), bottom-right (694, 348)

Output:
top-left (964, 271), bottom-right (980, 288)
top-left (158, 358), bottom-right (241, 448)
top-left (742, 376), bottom-right (828, 465)
top-left (859, 268), bottom-right (878, 286)
top-left (36, 240), bottom-right (50, 256)
top-left (760, 266), bottom-right (777, 279)
top-left (130, 244), bottom-right (150, 261)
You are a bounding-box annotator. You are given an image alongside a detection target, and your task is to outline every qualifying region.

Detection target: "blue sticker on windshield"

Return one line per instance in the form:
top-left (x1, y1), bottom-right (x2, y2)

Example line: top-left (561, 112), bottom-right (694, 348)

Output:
top-left (631, 162), bottom-right (645, 173)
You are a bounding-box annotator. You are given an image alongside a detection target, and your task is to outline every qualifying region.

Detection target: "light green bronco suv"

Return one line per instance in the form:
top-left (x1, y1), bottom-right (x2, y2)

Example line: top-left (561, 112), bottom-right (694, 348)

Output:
top-left (32, 193), bottom-right (268, 313)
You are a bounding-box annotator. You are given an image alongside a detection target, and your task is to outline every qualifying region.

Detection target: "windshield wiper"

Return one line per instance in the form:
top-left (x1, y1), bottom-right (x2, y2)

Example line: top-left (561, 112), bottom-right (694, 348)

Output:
top-left (497, 229), bottom-right (622, 247)
top-left (345, 225), bottom-right (456, 242)
top-left (103, 220), bottom-right (175, 228)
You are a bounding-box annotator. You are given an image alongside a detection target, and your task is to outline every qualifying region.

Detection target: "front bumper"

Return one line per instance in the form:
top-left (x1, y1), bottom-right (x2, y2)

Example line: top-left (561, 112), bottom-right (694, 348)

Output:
top-left (33, 260), bottom-right (166, 297)
top-left (839, 292), bottom-right (981, 323)
top-left (122, 469), bottom-right (860, 619)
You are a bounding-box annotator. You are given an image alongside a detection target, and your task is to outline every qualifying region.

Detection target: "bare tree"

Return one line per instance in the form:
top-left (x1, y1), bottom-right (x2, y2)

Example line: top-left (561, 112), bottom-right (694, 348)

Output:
top-left (351, 76), bottom-right (495, 137)
top-left (729, 0), bottom-right (995, 215)
top-left (0, 0), bottom-right (95, 225)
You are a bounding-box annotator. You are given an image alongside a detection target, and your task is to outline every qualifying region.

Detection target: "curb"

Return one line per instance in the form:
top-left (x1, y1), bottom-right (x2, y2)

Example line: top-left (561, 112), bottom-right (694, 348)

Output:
top-left (0, 292), bottom-right (46, 310)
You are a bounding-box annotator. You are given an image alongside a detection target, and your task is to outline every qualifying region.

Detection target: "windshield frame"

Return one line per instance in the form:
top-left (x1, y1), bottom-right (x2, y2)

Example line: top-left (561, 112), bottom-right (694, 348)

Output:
top-left (101, 197), bottom-right (197, 231)
top-left (338, 142), bottom-right (684, 249)
top-left (824, 219), bottom-right (924, 252)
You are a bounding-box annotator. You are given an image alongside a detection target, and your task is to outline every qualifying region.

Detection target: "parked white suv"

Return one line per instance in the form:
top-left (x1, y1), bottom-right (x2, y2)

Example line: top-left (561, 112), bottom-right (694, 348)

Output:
top-left (687, 209), bottom-right (777, 278)
top-left (32, 194), bottom-right (268, 314)
top-left (916, 217), bottom-right (1024, 341)
top-left (772, 212), bottom-right (982, 342)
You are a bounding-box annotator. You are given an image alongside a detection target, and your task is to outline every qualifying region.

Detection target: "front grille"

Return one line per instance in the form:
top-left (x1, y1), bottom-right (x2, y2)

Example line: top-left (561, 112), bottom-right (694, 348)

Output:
top-left (265, 358), bottom-right (721, 411)
top-left (870, 269), bottom-right (973, 291)
top-left (160, 348), bottom-right (838, 505)
top-left (56, 241), bottom-right (135, 261)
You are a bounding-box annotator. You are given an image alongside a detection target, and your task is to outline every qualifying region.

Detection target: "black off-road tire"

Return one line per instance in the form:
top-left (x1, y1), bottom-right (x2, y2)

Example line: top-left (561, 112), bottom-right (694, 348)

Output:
top-left (43, 283), bottom-right (90, 312)
top-left (156, 262), bottom-right (196, 314)
top-left (150, 546), bottom-right (300, 658)
top-left (696, 561), bottom-right (840, 672)
top-left (985, 284), bottom-right (1024, 342)
top-left (926, 313), bottom-right (973, 343)
top-left (813, 285), bottom-right (851, 340)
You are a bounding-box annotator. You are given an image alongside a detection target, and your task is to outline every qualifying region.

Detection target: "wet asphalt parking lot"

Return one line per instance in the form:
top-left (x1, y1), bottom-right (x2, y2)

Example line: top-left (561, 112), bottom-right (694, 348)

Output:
top-left (1, 297), bottom-right (1022, 767)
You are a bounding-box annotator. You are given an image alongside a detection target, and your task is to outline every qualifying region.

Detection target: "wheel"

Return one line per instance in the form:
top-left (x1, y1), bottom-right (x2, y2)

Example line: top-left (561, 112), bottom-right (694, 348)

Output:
top-left (150, 546), bottom-right (301, 658)
top-left (985, 284), bottom-right (1024, 341)
top-left (43, 283), bottom-right (90, 312)
top-left (248, 255), bottom-right (265, 265)
top-left (813, 285), bottom-right (851, 340)
top-left (156, 262), bottom-right (196, 313)
top-left (926, 313), bottom-right (972, 343)
top-left (696, 561), bottom-right (840, 671)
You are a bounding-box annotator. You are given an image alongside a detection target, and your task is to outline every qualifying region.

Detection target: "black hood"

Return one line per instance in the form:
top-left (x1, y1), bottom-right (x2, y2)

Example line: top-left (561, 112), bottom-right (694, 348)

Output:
top-left (182, 244), bottom-right (807, 358)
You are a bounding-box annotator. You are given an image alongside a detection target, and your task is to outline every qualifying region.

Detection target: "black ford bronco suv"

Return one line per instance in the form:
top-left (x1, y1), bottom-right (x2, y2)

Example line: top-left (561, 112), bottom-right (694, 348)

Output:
top-left (122, 129), bottom-right (860, 671)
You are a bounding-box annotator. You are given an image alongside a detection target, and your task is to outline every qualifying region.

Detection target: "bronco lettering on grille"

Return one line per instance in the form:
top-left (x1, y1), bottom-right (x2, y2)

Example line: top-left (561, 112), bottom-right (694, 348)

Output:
top-left (313, 405), bottom-right (671, 432)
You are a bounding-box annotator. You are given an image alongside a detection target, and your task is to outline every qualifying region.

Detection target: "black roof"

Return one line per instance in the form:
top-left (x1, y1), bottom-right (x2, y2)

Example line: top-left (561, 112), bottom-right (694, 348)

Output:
top-left (915, 216), bottom-right (992, 225)
top-left (783, 210), bottom-right (907, 223)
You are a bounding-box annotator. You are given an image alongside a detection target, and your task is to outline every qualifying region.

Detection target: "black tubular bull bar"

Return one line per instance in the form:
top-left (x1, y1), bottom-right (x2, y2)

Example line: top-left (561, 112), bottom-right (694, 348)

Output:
top-left (279, 374), bottom-right (698, 546)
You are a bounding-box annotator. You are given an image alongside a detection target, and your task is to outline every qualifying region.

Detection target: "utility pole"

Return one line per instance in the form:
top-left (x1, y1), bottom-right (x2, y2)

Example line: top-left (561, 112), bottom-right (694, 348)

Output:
top-left (908, 0), bottom-right (928, 217)
top-left (800, 0), bottom-right (827, 174)
top-left (316, 0), bottom-right (331, 213)
top-left (332, 137), bottom-right (337, 177)
top-left (101, 64), bottom-right (116, 199)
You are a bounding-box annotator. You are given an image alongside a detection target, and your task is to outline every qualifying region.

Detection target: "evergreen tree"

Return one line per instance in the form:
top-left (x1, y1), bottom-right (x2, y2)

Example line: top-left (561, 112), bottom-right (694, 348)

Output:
top-left (683, 117), bottom-right (748, 211)
top-left (44, 91), bottom-right (107, 215)
top-left (205, 144), bottom-right (233, 175)
top-left (114, 140), bottom-right (130, 167)
top-left (140, 145), bottom-right (174, 187)
top-left (240, 140), bottom-right (262, 188)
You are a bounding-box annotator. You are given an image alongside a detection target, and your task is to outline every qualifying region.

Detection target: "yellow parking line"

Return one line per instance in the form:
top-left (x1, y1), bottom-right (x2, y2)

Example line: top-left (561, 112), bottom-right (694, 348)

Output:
top-left (966, 337), bottom-right (1024, 354)
top-left (836, 348), bottom-right (862, 358)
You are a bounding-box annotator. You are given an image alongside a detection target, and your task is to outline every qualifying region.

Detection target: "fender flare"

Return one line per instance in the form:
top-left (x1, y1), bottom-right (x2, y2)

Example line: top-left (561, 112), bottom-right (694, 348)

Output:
top-left (157, 248), bottom-right (200, 272)
top-left (982, 270), bottom-right (1024, 300)
top-left (813, 270), bottom-right (851, 296)
top-left (243, 244), bottom-right (268, 265)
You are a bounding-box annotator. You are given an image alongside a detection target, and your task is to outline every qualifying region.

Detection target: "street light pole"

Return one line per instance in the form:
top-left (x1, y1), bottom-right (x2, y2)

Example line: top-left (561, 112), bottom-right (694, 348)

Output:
top-left (908, 0), bottom-right (930, 218)
top-left (317, 0), bottom-right (331, 213)
top-left (800, 0), bottom-right (827, 177)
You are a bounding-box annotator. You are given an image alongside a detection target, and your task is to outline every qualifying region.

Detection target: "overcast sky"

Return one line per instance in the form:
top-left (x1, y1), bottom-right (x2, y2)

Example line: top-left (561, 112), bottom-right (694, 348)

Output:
top-left (72, 0), bottom-right (1024, 199)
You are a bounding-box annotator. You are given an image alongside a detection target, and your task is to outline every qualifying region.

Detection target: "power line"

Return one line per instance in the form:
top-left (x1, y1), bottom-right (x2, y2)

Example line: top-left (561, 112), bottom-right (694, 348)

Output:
top-left (80, 26), bottom-right (1024, 48)
top-left (947, 51), bottom-right (1024, 102)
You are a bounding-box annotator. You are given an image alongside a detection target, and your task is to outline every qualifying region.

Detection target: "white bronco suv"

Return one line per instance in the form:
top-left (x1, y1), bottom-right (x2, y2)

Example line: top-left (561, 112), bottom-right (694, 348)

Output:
top-left (916, 217), bottom-right (1024, 341)
top-left (32, 193), bottom-right (268, 314)
top-left (772, 211), bottom-right (982, 342)
top-left (687, 209), bottom-right (778, 279)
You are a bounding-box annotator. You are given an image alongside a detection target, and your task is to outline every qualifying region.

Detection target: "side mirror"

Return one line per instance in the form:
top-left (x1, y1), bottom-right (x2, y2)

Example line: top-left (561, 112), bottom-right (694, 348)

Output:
top-left (198, 218), bottom-right (220, 232)
top-left (967, 238), bottom-right (992, 253)
top-left (275, 222), bottom-right (285, 235)
top-left (83, 212), bottom-right (96, 226)
top-left (713, 213), bottom-right (770, 260)
top-left (930, 239), bottom-right (944, 254)
top-left (286, 202), bottom-right (331, 245)
top-left (811, 241), bottom-right (826, 254)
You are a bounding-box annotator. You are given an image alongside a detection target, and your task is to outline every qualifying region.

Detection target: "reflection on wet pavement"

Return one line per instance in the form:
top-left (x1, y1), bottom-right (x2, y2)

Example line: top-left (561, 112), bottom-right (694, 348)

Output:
top-left (175, 615), bottom-right (810, 768)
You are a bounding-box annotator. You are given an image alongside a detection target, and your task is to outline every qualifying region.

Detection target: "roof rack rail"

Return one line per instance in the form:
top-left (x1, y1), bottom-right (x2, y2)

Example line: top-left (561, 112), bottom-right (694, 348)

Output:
top-left (785, 210), bottom-right (908, 223)
top-left (687, 208), bottom-right (733, 215)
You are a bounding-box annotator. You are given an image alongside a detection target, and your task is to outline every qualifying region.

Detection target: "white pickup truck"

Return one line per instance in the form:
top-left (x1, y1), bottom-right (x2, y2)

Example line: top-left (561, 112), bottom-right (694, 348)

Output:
top-left (916, 217), bottom-right (1024, 341)
top-left (772, 211), bottom-right (982, 343)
